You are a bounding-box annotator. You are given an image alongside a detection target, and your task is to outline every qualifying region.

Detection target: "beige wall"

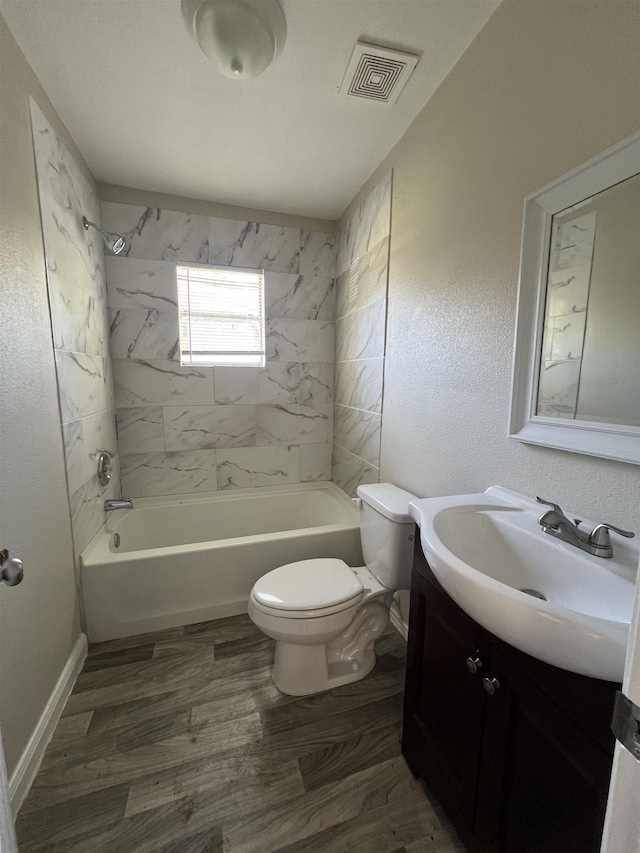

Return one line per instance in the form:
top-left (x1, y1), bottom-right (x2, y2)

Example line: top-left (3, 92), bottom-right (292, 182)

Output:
top-left (0, 16), bottom-right (82, 776)
top-left (342, 0), bottom-right (640, 531)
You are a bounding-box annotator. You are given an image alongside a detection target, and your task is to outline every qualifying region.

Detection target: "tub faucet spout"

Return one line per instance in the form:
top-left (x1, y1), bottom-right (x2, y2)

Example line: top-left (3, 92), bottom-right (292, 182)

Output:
top-left (104, 499), bottom-right (133, 512)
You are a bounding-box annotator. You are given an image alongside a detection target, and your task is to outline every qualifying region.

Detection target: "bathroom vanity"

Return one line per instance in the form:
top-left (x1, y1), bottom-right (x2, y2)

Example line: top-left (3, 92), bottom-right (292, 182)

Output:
top-left (402, 541), bottom-right (619, 853)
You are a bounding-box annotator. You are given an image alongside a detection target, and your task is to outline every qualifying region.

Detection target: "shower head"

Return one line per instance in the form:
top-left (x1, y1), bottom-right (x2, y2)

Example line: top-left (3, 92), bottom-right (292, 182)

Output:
top-left (82, 216), bottom-right (127, 255)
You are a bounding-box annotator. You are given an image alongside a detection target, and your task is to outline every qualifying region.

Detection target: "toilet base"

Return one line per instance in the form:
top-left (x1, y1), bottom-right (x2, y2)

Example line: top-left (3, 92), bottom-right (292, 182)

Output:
top-left (270, 598), bottom-right (390, 696)
top-left (272, 640), bottom-right (377, 696)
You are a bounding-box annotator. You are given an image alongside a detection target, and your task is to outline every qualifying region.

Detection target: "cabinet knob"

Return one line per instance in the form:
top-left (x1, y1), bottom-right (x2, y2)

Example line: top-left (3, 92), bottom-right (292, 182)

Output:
top-left (466, 656), bottom-right (483, 674)
top-left (483, 676), bottom-right (501, 696)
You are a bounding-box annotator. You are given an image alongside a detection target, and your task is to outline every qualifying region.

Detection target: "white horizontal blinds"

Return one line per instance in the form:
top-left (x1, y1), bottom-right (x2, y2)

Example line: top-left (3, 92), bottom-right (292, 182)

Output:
top-left (177, 264), bottom-right (265, 366)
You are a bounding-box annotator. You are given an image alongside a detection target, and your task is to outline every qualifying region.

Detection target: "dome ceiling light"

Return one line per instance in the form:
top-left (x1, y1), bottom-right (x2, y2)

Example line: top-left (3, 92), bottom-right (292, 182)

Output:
top-left (183, 0), bottom-right (287, 80)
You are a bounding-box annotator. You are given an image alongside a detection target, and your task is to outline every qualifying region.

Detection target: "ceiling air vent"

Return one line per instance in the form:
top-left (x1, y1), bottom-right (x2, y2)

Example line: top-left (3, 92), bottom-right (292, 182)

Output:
top-left (340, 42), bottom-right (419, 105)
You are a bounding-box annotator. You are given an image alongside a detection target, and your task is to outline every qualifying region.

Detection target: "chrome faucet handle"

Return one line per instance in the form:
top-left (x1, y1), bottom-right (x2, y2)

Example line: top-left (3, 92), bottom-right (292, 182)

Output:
top-left (589, 523), bottom-right (636, 548)
top-left (97, 452), bottom-right (112, 487)
top-left (535, 497), bottom-right (565, 516)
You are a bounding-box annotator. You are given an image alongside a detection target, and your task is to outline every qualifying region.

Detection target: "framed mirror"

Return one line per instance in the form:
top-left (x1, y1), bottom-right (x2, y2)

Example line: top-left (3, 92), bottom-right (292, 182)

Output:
top-left (509, 132), bottom-right (640, 465)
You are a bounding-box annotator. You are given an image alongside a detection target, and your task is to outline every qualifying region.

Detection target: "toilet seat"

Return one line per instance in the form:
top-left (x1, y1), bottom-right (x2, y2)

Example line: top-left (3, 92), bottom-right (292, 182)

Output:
top-left (251, 558), bottom-right (364, 619)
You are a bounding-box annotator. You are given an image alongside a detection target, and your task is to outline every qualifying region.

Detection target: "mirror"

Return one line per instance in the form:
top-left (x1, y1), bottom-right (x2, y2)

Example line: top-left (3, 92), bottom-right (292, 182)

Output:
top-left (509, 132), bottom-right (640, 464)
top-left (537, 173), bottom-right (640, 425)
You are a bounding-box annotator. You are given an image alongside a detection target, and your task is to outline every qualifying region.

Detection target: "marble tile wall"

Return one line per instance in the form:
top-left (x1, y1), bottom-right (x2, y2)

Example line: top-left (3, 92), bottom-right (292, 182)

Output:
top-left (101, 204), bottom-right (336, 497)
top-left (30, 100), bottom-right (119, 558)
top-left (332, 175), bottom-right (392, 496)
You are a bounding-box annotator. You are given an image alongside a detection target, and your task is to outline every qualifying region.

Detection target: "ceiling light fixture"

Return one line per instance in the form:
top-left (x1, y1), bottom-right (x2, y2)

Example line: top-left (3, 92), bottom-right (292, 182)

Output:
top-left (185, 0), bottom-right (286, 81)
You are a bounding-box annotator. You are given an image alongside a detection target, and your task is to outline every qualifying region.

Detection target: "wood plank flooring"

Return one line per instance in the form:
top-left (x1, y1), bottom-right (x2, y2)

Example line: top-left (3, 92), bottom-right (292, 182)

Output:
top-left (16, 615), bottom-right (465, 853)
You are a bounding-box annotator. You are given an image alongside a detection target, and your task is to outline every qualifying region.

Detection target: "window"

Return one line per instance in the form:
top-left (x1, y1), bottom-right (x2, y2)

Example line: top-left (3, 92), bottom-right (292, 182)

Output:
top-left (177, 263), bottom-right (265, 367)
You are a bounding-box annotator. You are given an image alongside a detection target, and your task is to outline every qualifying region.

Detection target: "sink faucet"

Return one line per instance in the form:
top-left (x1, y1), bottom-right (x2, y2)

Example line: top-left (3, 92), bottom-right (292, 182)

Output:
top-left (536, 497), bottom-right (635, 558)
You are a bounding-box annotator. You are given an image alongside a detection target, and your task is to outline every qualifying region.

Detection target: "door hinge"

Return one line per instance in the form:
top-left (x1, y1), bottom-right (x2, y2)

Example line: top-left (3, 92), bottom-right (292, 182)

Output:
top-left (611, 691), bottom-right (640, 760)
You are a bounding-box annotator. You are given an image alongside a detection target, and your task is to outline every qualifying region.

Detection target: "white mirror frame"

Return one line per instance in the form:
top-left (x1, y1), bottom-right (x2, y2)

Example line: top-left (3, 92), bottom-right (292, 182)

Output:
top-left (509, 132), bottom-right (640, 465)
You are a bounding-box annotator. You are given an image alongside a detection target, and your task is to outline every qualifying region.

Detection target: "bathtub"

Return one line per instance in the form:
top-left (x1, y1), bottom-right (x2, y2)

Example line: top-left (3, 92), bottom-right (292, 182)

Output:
top-left (81, 482), bottom-right (362, 642)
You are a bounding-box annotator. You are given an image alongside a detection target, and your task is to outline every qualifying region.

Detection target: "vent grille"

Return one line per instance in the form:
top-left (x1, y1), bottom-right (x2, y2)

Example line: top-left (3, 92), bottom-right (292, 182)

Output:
top-left (340, 42), bottom-right (419, 105)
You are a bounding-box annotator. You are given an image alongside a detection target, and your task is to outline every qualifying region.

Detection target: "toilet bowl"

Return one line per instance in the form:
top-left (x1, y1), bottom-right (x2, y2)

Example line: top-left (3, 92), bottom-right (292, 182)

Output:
top-left (248, 483), bottom-right (417, 696)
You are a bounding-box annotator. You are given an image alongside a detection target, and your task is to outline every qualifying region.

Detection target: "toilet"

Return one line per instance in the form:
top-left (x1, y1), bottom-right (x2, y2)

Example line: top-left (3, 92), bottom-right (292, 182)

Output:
top-left (248, 482), bottom-right (418, 696)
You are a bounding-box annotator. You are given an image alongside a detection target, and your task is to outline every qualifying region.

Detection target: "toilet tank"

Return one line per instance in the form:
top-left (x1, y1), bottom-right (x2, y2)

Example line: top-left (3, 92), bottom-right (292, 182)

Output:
top-left (357, 483), bottom-right (418, 590)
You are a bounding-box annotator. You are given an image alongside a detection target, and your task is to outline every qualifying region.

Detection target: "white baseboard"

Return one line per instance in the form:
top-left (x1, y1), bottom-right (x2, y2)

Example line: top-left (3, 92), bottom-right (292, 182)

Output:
top-left (390, 600), bottom-right (408, 641)
top-left (9, 633), bottom-right (87, 815)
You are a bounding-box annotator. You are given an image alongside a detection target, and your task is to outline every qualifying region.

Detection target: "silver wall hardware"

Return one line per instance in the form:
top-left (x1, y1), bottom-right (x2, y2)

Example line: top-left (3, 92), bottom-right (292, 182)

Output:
top-left (1, 549), bottom-right (24, 587)
top-left (82, 217), bottom-right (126, 255)
top-left (611, 691), bottom-right (640, 760)
top-left (104, 499), bottom-right (133, 512)
top-left (97, 452), bottom-right (112, 487)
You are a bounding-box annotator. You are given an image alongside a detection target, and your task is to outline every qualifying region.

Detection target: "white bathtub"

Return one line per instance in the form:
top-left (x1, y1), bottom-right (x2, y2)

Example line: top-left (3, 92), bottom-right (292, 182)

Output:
top-left (81, 482), bottom-right (362, 642)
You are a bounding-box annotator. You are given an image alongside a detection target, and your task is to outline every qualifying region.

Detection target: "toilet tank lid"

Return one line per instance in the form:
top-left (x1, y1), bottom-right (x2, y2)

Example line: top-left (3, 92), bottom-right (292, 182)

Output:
top-left (357, 483), bottom-right (418, 523)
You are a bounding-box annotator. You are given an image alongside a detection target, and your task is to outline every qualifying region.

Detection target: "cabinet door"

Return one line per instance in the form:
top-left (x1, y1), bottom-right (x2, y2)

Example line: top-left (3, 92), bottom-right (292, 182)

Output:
top-left (475, 647), bottom-right (612, 853)
top-left (403, 570), bottom-right (489, 830)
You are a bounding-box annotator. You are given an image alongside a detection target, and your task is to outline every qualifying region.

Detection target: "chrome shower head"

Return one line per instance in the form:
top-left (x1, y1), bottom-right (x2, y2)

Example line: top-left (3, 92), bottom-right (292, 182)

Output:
top-left (82, 216), bottom-right (127, 255)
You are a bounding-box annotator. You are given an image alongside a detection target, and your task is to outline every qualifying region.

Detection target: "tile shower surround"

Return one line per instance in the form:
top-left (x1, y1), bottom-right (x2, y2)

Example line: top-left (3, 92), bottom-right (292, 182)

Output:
top-left (101, 203), bottom-right (337, 496)
top-left (30, 101), bottom-right (119, 556)
top-left (30, 109), bottom-right (390, 511)
top-left (332, 175), bottom-right (392, 496)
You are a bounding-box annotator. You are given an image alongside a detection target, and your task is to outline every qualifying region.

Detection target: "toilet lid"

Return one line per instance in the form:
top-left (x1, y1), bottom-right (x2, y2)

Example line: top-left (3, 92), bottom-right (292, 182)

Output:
top-left (252, 559), bottom-right (363, 612)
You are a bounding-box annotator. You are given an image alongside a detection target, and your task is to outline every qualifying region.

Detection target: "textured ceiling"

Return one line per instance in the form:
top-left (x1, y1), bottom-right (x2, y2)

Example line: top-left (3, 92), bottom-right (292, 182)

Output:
top-left (2, 0), bottom-right (500, 218)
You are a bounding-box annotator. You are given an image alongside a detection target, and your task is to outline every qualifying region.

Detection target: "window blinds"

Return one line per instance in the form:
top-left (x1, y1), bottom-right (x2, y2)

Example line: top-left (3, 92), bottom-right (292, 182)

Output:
top-left (177, 264), bottom-right (265, 366)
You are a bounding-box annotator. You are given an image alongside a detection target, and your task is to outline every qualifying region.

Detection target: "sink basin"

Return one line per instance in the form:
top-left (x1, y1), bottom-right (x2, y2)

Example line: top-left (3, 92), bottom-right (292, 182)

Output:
top-left (408, 487), bottom-right (638, 682)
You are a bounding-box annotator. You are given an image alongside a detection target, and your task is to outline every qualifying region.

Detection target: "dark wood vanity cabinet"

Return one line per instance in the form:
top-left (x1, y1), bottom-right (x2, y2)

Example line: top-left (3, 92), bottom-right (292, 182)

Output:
top-left (403, 543), bottom-right (619, 853)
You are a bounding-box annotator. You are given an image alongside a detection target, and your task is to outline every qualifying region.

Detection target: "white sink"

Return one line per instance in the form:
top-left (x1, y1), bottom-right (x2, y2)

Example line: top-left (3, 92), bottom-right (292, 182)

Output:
top-left (408, 487), bottom-right (638, 682)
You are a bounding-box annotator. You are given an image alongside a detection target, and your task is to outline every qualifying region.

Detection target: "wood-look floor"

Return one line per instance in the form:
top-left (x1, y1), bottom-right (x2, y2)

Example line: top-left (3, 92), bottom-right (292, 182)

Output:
top-left (16, 615), bottom-right (465, 853)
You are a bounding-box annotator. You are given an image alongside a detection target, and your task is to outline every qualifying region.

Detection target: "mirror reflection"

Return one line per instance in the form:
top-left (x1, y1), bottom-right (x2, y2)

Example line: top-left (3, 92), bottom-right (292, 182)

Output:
top-left (536, 172), bottom-right (640, 426)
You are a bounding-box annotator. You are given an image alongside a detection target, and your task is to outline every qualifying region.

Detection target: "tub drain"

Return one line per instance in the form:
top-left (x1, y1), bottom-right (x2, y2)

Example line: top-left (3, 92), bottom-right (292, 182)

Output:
top-left (520, 588), bottom-right (546, 601)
